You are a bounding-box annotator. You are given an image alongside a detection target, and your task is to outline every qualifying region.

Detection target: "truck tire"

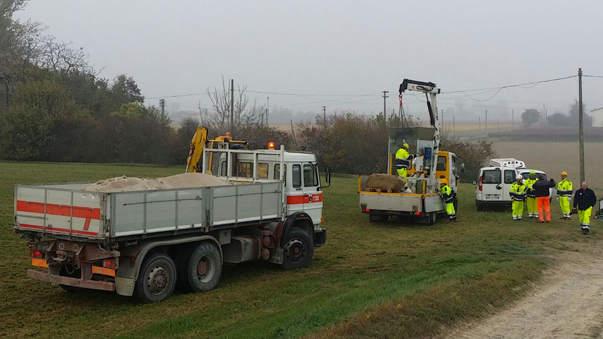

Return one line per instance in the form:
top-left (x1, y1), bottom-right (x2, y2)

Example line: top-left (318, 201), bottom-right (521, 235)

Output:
top-left (476, 201), bottom-right (485, 212)
top-left (175, 244), bottom-right (195, 292)
top-left (369, 213), bottom-right (388, 222)
top-left (136, 253), bottom-right (177, 304)
top-left (426, 212), bottom-right (437, 225)
top-left (185, 242), bottom-right (222, 293)
top-left (281, 228), bottom-right (314, 270)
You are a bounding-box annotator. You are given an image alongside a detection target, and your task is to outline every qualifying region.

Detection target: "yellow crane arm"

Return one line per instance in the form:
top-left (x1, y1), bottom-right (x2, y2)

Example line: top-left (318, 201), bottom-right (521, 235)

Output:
top-left (185, 127), bottom-right (208, 173)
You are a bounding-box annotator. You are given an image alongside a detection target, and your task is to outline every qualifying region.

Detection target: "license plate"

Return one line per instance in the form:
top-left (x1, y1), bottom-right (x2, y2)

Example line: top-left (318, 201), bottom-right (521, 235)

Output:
top-left (485, 194), bottom-right (499, 200)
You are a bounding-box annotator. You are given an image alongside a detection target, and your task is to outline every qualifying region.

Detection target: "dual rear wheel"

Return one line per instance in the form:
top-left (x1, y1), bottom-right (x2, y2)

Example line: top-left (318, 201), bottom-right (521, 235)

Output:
top-left (136, 242), bottom-right (222, 303)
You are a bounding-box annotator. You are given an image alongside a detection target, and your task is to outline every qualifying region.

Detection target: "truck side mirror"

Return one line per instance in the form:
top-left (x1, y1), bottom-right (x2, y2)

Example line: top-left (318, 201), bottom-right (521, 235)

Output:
top-left (471, 180), bottom-right (477, 185)
top-left (325, 167), bottom-right (331, 186)
top-left (461, 163), bottom-right (465, 173)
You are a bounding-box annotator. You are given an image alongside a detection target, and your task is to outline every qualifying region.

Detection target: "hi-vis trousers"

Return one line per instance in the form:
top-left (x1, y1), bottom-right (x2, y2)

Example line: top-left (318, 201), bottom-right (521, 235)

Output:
top-left (536, 197), bottom-right (551, 222)
top-left (526, 197), bottom-right (537, 218)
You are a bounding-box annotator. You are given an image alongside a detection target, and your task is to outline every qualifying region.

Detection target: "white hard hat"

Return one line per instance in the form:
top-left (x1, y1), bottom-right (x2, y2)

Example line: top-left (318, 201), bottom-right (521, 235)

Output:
top-left (516, 175), bottom-right (523, 180)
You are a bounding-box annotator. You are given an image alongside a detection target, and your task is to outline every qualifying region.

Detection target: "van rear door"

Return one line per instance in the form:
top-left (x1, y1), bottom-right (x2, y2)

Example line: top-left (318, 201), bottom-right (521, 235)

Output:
top-left (481, 169), bottom-right (502, 201)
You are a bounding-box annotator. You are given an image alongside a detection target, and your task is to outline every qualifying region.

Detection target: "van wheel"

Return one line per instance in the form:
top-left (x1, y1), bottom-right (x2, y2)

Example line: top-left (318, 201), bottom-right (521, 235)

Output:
top-left (281, 228), bottom-right (314, 270)
top-left (476, 201), bottom-right (485, 212)
top-left (136, 253), bottom-right (177, 303)
top-left (186, 242), bottom-right (222, 293)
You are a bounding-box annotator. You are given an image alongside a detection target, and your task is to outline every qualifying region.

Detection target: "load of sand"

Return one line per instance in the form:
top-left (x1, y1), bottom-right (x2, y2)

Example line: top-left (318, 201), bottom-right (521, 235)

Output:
top-left (85, 173), bottom-right (231, 193)
top-left (365, 173), bottom-right (406, 193)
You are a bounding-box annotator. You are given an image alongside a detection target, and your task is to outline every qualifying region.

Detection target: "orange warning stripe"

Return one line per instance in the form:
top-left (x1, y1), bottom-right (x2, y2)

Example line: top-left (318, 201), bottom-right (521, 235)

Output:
top-left (31, 259), bottom-right (48, 268)
top-left (16, 201), bottom-right (100, 220)
top-left (92, 266), bottom-right (115, 277)
top-left (286, 193), bottom-right (323, 205)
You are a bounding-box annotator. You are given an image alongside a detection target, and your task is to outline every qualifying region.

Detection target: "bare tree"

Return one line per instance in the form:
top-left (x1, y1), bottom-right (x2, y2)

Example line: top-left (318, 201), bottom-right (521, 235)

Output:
top-left (207, 76), bottom-right (252, 133)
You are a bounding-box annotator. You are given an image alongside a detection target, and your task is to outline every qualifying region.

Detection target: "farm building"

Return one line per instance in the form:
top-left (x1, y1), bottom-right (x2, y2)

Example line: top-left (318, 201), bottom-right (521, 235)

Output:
top-left (591, 107), bottom-right (603, 127)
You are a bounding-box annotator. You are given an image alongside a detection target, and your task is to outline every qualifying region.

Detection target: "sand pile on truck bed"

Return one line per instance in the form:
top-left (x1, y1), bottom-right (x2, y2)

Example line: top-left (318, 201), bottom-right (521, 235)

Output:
top-left (85, 173), bottom-right (231, 193)
top-left (365, 173), bottom-right (406, 193)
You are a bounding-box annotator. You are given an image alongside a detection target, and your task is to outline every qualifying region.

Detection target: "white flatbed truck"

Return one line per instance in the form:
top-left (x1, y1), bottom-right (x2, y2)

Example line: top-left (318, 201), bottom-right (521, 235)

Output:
top-left (15, 145), bottom-right (329, 303)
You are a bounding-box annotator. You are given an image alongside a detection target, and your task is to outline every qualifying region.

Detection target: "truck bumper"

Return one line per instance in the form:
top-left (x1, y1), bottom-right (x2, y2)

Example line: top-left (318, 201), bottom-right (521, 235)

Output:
top-left (27, 269), bottom-right (115, 292)
top-left (314, 228), bottom-right (327, 247)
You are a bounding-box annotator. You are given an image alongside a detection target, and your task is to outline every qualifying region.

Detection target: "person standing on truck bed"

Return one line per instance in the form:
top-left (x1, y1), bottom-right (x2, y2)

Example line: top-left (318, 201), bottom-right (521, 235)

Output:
top-left (524, 170), bottom-right (538, 219)
top-left (439, 179), bottom-right (456, 222)
top-left (572, 181), bottom-right (597, 234)
top-left (395, 141), bottom-right (413, 179)
top-left (532, 174), bottom-right (555, 223)
top-left (557, 171), bottom-right (573, 220)
top-left (510, 175), bottom-right (527, 221)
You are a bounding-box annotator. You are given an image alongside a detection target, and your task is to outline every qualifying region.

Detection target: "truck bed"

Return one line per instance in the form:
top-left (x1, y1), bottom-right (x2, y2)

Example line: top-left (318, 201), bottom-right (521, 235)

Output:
top-left (14, 181), bottom-right (283, 242)
top-left (358, 175), bottom-right (444, 214)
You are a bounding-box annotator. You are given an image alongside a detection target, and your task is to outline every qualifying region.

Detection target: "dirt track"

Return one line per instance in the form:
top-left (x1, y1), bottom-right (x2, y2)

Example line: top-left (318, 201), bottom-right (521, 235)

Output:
top-left (441, 247), bottom-right (603, 339)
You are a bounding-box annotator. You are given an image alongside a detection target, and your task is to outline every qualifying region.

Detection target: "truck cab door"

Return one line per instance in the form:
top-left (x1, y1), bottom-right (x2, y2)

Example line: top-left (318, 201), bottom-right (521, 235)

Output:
top-left (301, 163), bottom-right (323, 225)
top-left (285, 163), bottom-right (322, 225)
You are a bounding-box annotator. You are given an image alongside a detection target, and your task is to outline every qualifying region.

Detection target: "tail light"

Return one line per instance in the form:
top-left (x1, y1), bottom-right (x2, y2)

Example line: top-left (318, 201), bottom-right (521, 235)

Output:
top-left (31, 250), bottom-right (44, 258)
top-left (415, 211), bottom-right (422, 216)
top-left (478, 177), bottom-right (483, 191)
top-left (103, 258), bottom-right (117, 269)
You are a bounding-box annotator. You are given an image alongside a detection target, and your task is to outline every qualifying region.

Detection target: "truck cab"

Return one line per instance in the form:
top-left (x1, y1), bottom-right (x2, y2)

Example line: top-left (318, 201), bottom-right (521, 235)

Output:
top-left (213, 149), bottom-right (326, 231)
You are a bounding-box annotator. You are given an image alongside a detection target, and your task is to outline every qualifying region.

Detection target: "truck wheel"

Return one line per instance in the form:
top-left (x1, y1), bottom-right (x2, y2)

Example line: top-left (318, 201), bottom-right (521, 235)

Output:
top-left (175, 244), bottom-right (195, 292)
top-left (476, 201), bottom-right (484, 212)
top-left (185, 242), bottom-right (222, 293)
top-left (427, 212), bottom-right (437, 225)
top-left (281, 228), bottom-right (314, 270)
top-left (136, 253), bottom-right (177, 303)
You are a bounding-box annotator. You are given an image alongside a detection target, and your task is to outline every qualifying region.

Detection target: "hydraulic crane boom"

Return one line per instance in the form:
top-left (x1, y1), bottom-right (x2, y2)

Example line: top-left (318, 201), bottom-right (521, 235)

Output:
top-left (398, 79), bottom-right (441, 183)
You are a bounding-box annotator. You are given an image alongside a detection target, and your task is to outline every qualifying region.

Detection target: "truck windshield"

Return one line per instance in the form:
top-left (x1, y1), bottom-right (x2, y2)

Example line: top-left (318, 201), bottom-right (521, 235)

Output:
top-left (482, 170), bottom-right (501, 184)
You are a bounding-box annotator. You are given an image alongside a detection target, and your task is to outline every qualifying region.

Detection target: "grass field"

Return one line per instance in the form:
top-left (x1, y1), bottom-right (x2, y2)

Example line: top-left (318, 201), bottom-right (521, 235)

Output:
top-left (1, 162), bottom-right (601, 339)
top-left (493, 141), bottom-right (603, 191)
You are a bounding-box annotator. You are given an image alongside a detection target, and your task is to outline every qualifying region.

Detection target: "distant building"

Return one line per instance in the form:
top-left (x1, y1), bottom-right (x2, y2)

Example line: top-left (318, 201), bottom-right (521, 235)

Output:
top-left (592, 107), bottom-right (603, 127)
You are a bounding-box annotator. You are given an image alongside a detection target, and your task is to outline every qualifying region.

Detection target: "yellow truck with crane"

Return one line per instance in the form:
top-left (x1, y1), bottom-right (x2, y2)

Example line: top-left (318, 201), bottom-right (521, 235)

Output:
top-left (358, 79), bottom-right (460, 224)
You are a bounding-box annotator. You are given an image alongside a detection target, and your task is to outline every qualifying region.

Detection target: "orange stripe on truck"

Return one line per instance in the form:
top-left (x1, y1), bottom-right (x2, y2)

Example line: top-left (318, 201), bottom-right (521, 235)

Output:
top-left (287, 193), bottom-right (323, 205)
top-left (31, 259), bottom-right (48, 268)
top-left (92, 266), bottom-right (115, 277)
top-left (16, 201), bottom-right (101, 220)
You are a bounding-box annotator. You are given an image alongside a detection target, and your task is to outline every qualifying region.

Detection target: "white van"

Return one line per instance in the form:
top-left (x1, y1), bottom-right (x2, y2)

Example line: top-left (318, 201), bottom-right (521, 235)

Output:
top-left (475, 167), bottom-right (552, 211)
top-left (489, 158), bottom-right (526, 169)
top-left (475, 166), bottom-right (518, 210)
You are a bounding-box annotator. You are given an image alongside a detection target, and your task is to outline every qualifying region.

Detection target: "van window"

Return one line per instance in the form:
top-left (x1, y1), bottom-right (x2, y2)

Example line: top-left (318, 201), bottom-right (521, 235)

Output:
top-left (504, 170), bottom-right (515, 184)
top-left (303, 164), bottom-right (318, 187)
top-left (436, 156), bottom-right (447, 171)
top-left (482, 170), bottom-right (501, 184)
top-left (292, 165), bottom-right (301, 188)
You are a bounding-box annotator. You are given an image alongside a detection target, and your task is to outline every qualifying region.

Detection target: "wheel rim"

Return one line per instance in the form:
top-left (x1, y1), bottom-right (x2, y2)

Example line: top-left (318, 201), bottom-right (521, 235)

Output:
top-left (197, 256), bottom-right (215, 283)
top-left (284, 239), bottom-right (306, 263)
top-left (147, 265), bottom-right (169, 296)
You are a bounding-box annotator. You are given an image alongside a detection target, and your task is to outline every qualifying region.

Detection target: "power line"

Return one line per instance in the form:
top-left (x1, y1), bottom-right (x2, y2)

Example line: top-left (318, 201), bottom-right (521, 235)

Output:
top-left (441, 75), bottom-right (578, 102)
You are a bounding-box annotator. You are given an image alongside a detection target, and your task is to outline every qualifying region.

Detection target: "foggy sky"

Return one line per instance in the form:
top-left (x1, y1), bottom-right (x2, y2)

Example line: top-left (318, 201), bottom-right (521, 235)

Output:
top-left (15, 0), bottom-right (603, 122)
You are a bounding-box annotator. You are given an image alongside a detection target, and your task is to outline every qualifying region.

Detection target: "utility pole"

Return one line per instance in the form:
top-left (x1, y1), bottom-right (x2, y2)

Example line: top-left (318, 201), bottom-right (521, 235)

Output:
top-left (579, 68), bottom-right (585, 184)
top-left (322, 106), bottom-right (326, 132)
top-left (159, 99), bottom-right (165, 118)
top-left (230, 79), bottom-right (234, 132)
top-left (382, 90), bottom-right (389, 128)
top-left (266, 96), bottom-right (270, 126)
